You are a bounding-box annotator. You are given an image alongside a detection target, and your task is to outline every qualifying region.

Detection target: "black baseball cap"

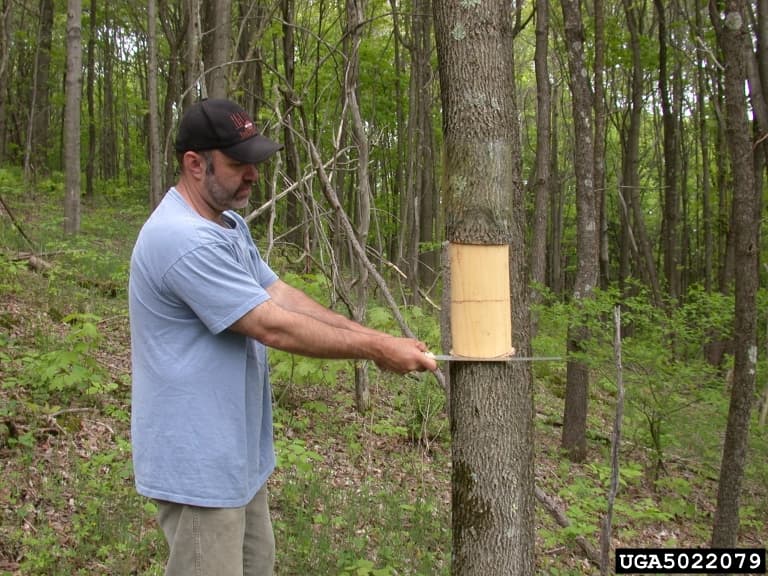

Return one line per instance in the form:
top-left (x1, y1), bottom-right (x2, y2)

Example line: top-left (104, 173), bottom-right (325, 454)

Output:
top-left (175, 99), bottom-right (283, 164)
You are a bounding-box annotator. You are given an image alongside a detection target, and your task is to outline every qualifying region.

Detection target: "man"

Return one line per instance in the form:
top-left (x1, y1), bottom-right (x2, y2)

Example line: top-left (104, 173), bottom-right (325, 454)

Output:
top-left (128, 98), bottom-right (437, 576)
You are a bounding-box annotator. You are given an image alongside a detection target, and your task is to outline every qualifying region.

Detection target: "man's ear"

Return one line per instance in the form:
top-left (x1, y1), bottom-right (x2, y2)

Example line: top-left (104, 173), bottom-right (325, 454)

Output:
top-left (182, 151), bottom-right (206, 179)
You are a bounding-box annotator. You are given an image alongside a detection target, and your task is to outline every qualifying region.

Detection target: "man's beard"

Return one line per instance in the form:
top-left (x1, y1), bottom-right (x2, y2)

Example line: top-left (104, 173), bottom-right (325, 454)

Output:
top-left (205, 164), bottom-right (250, 211)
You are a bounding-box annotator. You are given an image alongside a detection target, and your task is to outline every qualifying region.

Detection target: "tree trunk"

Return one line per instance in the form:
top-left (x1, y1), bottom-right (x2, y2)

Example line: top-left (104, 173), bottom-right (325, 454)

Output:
top-left (101, 15), bottom-right (118, 180)
top-left (281, 0), bottom-right (302, 246)
top-left (0, 0), bottom-right (9, 162)
top-left (24, 0), bottom-right (53, 178)
top-left (548, 83), bottom-right (563, 296)
top-left (529, 0), bottom-right (551, 323)
top-left (694, 3), bottom-right (714, 291)
top-left (415, 6), bottom-right (437, 297)
top-left (593, 0), bottom-right (608, 289)
top-left (204, 0), bottom-right (231, 98)
top-left (655, 0), bottom-right (681, 302)
top-left (619, 0), bottom-right (661, 304)
top-left (63, 0), bottom-right (82, 235)
top-left (560, 0), bottom-right (598, 463)
top-left (389, 0), bottom-right (406, 265)
top-left (147, 0), bottom-right (163, 209)
top-left (184, 0), bottom-right (203, 102)
top-left (403, 0), bottom-right (436, 303)
top-left (345, 0), bottom-right (372, 414)
top-left (84, 0), bottom-right (96, 201)
top-left (710, 0), bottom-right (761, 548)
top-left (433, 1), bottom-right (534, 573)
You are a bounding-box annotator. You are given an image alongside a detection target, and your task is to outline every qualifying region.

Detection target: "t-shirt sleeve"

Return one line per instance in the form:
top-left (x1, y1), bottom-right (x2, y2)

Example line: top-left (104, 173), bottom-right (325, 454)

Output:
top-left (162, 242), bottom-right (276, 334)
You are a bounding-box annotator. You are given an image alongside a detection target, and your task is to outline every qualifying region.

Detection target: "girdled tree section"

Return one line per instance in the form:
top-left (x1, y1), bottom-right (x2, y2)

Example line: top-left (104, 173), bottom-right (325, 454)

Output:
top-left (433, 1), bottom-right (534, 573)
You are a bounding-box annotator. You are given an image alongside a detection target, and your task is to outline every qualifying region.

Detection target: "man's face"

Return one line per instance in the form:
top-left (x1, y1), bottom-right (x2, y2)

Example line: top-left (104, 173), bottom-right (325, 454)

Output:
top-left (202, 150), bottom-right (258, 212)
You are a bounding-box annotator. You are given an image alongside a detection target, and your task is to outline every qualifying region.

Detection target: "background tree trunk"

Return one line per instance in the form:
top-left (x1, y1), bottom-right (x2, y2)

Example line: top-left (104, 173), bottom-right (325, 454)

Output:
top-left (63, 0), bottom-right (82, 235)
top-left (345, 0), bottom-right (372, 414)
top-left (620, 0), bottom-right (661, 304)
top-left (529, 0), bottom-right (551, 324)
top-left (403, 0), bottom-right (436, 303)
top-left (434, 1), bottom-right (534, 572)
top-left (594, 0), bottom-right (608, 289)
top-left (560, 0), bottom-right (598, 463)
top-left (710, 0), bottom-right (761, 548)
top-left (23, 0), bottom-right (53, 179)
top-left (0, 0), bottom-right (9, 163)
top-left (147, 0), bottom-right (163, 209)
top-left (655, 0), bottom-right (681, 302)
top-left (184, 0), bottom-right (203, 102)
top-left (204, 0), bottom-right (231, 98)
top-left (548, 83), bottom-right (564, 296)
top-left (84, 0), bottom-right (96, 201)
top-left (281, 0), bottom-right (302, 247)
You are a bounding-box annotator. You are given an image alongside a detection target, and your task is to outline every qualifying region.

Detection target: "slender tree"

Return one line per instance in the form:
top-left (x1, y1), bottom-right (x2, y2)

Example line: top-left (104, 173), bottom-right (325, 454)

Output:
top-left (710, 0), bottom-right (761, 548)
top-left (559, 0), bottom-right (598, 463)
top-left (655, 0), bottom-right (682, 302)
top-left (402, 0), bottom-right (436, 302)
top-left (345, 0), bottom-right (373, 413)
top-left (528, 0), bottom-right (551, 320)
top-left (433, 0), bottom-right (534, 572)
top-left (0, 0), bottom-right (9, 162)
top-left (148, 0), bottom-right (163, 208)
top-left (204, 0), bottom-right (231, 98)
top-left (593, 0), bottom-right (608, 288)
top-left (281, 0), bottom-right (302, 245)
top-left (85, 0), bottom-right (96, 200)
top-left (184, 0), bottom-right (203, 102)
top-left (63, 0), bottom-right (83, 235)
top-left (693, 2), bottom-right (714, 291)
top-left (23, 0), bottom-right (53, 178)
top-left (618, 0), bottom-right (661, 303)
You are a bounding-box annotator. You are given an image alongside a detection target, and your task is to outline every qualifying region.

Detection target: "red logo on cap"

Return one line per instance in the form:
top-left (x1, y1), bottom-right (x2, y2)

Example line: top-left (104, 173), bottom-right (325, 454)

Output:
top-left (230, 112), bottom-right (258, 141)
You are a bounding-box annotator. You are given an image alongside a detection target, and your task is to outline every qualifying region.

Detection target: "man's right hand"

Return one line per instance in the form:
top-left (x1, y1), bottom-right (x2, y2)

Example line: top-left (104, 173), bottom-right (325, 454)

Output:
top-left (373, 337), bottom-right (438, 374)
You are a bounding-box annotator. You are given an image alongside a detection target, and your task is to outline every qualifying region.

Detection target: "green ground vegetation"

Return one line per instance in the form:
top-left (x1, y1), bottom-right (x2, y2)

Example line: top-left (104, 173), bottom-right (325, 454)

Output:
top-left (1, 170), bottom-right (766, 575)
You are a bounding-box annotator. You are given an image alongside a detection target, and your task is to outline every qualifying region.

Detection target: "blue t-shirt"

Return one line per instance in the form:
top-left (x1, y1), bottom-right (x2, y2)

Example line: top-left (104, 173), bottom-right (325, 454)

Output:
top-left (129, 188), bottom-right (278, 507)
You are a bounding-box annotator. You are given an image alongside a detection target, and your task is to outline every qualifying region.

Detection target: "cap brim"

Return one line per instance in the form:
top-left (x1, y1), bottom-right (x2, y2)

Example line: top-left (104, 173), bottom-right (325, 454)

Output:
top-left (221, 135), bottom-right (283, 165)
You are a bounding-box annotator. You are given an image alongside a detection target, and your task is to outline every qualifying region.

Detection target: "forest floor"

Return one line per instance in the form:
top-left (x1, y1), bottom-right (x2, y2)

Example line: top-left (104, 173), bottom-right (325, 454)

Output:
top-left (1, 188), bottom-right (767, 574)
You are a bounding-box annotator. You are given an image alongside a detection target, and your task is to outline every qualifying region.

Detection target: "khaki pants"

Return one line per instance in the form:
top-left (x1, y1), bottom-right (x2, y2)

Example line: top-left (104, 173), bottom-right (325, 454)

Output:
top-left (155, 484), bottom-right (275, 576)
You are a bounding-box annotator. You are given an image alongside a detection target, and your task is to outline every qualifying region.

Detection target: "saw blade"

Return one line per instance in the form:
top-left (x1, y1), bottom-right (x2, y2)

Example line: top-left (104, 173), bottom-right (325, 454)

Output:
top-left (425, 353), bottom-right (563, 362)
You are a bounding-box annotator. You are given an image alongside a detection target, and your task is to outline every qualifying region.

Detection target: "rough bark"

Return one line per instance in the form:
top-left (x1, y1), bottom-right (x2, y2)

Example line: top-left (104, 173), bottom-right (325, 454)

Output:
top-left (63, 0), bottom-right (82, 235)
top-left (433, 1), bottom-right (534, 573)
top-left (24, 0), bottom-right (53, 178)
top-left (560, 0), bottom-right (598, 463)
top-left (710, 0), bottom-right (761, 549)
top-left (593, 0), bottom-right (608, 289)
top-left (184, 0), bottom-right (203, 102)
top-left (84, 0), bottom-right (96, 200)
top-left (281, 0), bottom-right (302, 247)
top-left (655, 0), bottom-right (682, 302)
top-left (345, 0), bottom-right (372, 414)
top-left (148, 0), bottom-right (163, 209)
top-left (529, 0), bottom-right (551, 320)
top-left (204, 0), bottom-right (231, 98)
top-left (620, 0), bottom-right (661, 304)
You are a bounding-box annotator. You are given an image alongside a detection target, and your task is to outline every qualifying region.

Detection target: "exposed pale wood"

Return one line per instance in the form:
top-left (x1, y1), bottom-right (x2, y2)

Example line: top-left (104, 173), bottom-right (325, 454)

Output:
top-left (449, 243), bottom-right (512, 358)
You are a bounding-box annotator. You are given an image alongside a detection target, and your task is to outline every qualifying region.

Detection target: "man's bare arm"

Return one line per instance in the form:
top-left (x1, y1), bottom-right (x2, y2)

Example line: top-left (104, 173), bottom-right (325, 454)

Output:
top-left (266, 279), bottom-right (387, 337)
top-left (228, 296), bottom-right (437, 374)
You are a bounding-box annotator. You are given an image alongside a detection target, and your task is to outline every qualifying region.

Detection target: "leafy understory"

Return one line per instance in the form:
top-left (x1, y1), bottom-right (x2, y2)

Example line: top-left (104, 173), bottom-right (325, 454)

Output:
top-left (1, 180), bottom-right (766, 575)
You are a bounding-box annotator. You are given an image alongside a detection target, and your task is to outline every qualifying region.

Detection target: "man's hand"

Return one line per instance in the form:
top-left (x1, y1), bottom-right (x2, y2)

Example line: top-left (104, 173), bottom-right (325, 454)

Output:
top-left (373, 337), bottom-right (437, 374)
